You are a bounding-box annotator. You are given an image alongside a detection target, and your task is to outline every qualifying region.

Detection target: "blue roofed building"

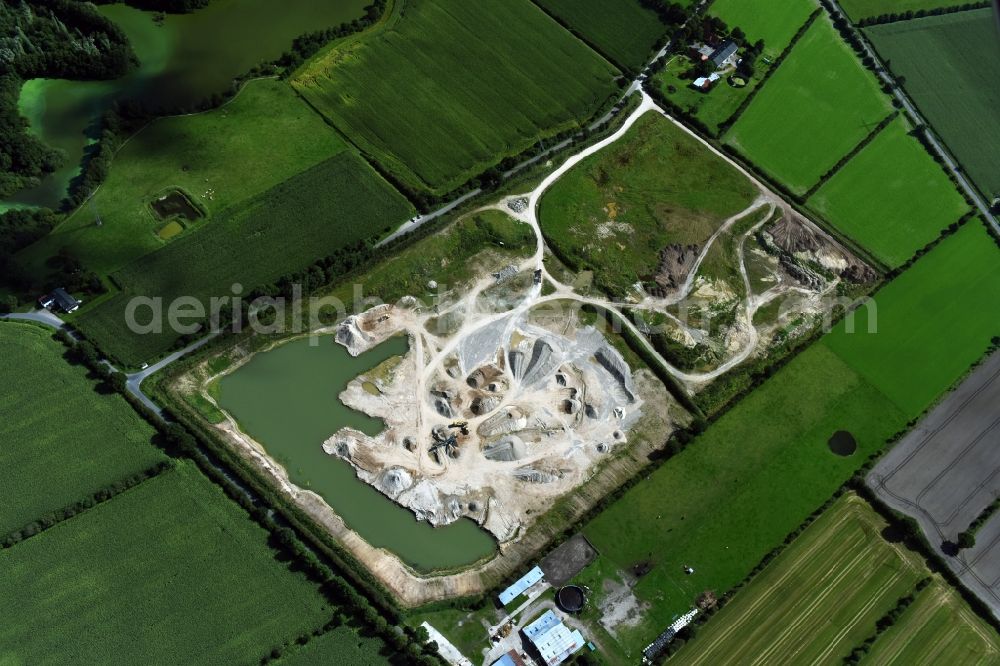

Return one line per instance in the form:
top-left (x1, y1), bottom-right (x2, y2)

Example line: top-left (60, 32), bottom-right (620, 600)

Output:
top-left (521, 610), bottom-right (586, 666)
top-left (498, 566), bottom-right (544, 606)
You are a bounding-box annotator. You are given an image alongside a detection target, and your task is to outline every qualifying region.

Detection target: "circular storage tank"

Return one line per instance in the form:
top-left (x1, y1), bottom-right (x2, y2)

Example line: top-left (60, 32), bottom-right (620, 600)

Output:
top-left (557, 585), bottom-right (586, 613)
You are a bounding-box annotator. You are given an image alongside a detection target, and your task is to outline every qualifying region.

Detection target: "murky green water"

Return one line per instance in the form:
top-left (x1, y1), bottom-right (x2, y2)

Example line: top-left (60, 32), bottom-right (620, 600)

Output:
top-left (217, 335), bottom-right (497, 572)
top-left (4, 0), bottom-right (368, 210)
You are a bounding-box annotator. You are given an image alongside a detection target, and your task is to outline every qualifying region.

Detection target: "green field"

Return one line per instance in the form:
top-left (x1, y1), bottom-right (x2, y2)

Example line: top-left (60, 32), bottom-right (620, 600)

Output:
top-left (841, 0), bottom-right (977, 21)
top-left (709, 0), bottom-right (817, 57)
top-left (583, 343), bottom-right (906, 650)
top-left (862, 580), bottom-right (1000, 665)
top-left (74, 151), bottom-right (413, 366)
top-left (672, 494), bottom-right (926, 665)
top-left (19, 79), bottom-right (347, 279)
top-left (824, 221), bottom-right (1000, 416)
top-left (866, 9), bottom-right (1000, 199)
top-left (726, 15), bottom-right (893, 193)
top-left (532, 0), bottom-right (666, 71)
top-left (278, 626), bottom-right (387, 665)
top-left (0, 463), bottom-right (333, 664)
top-left (293, 0), bottom-right (621, 195)
top-left (808, 117), bottom-right (969, 267)
top-left (0, 322), bottom-right (165, 534)
top-left (539, 110), bottom-right (758, 297)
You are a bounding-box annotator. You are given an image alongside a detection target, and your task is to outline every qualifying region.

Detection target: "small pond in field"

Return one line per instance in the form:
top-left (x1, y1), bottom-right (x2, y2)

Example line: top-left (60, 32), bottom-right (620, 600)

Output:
top-left (217, 334), bottom-right (497, 572)
top-left (3, 0), bottom-right (369, 211)
top-left (828, 430), bottom-right (857, 457)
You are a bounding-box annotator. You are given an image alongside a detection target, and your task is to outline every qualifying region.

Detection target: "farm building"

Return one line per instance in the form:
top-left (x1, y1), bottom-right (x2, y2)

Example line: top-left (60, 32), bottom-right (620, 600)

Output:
top-left (709, 41), bottom-right (739, 68)
top-left (693, 72), bottom-right (721, 90)
top-left (490, 650), bottom-right (526, 666)
top-left (39, 288), bottom-right (81, 314)
top-left (498, 566), bottom-right (544, 606)
top-left (522, 609), bottom-right (585, 666)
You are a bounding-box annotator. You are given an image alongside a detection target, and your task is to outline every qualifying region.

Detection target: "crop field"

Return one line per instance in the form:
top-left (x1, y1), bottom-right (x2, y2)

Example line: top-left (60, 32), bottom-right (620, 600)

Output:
top-left (74, 152), bottom-right (413, 366)
top-left (0, 323), bottom-right (164, 534)
top-left (279, 626), bottom-right (387, 665)
top-left (532, 0), bottom-right (666, 72)
top-left (862, 580), bottom-right (1000, 665)
top-left (539, 110), bottom-right (758, 297)
top-left (293, 0), bottom-right (621, 195)
top-left (823, 222), bottom-right (1000, 417)
top-left (672, 494), bottom-right (927, 665)
top-left (725, 15), bottom-right (893, 193)
top-left (841, 0), bottom-right (975, 22)
top-left (0, 463), bottom-right (332, 664)
top-left (18, 79), bottom-right (347, 280)
top-left (808, 117), bottom-right (969, 267)
top-left (582, 343), bottom-right (907, 649)
top-left (709, 0), bottom-right (817, 57)
top-left (866, 9), bottom-right (1000, 199)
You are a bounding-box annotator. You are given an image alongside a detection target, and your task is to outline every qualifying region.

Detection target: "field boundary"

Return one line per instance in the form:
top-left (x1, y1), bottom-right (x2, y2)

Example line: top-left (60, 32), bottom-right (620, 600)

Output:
top-left (802, 110), bottom-right (896, 199)
top-left (854, 0), bottom-right (990, 25)
top-left (0, 460), bottom-right (173, 549)
top-left (525, 0), bottom-right (636, 75)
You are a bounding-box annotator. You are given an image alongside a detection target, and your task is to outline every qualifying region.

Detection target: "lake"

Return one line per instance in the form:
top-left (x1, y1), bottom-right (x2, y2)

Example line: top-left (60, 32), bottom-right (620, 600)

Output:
top-left (217, 334), bottom-right (497, 572)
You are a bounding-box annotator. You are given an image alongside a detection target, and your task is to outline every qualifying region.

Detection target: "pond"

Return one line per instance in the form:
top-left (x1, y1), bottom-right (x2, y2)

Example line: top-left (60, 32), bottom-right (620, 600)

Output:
top-left (2, 0), bottom-right (369, 211)
top-left (217, 334), bottom-right (497, 572)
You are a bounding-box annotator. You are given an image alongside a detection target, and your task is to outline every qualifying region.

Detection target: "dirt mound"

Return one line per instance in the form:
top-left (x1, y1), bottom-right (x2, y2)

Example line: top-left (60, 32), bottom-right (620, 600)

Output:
top-left (767, 212), bottom-right (876, 284)
top-left (841, 263), bottom-right (878, 284)
top-left (769, 213), bottom-right (821, 253)
top-left (652, 244), bottom-right (699, 294)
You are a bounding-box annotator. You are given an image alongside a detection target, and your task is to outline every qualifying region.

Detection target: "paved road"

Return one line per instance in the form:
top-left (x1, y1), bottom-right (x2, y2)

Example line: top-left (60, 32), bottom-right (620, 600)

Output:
top-left (3, 310), bottom-right (68, 330)
top-left (126, 330), bottom-right (221, 417)
top-left (828, 0), bottom-right (999, 234)
top-left (377, 188), bottom-right (482, 247)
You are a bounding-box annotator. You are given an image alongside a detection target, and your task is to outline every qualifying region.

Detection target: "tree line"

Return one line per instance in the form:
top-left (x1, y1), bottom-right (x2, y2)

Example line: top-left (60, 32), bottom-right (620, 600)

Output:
top-left (857, 2), bottom-right (990, 26)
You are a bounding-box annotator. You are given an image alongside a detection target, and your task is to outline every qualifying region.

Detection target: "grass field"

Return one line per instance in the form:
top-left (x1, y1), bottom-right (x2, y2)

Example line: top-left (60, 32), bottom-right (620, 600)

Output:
top-left (293, 0), bottom-right (621, 195)
top-left (709, 0), bottom-right (817, 57)
top-left (278, 626), bottom-right (387, 665)
top-left (862, 579), bottom-right (1000, 665)
top-left (866, 9), bottom-right (1000, 199)
top-left (532, 0), bottom-right (666, 72)
top-left (539, 110), bottom-right (758, 297)
top-left (841, 0), bottom-right (976, 21)
top-left (18, 79), bottom-right (347, 280)
top-left (672, 494), bottom-right (927, 665)
top-left (0, 462), bottom-right (332, 664)
top-left (74, 151), bottom-right (413, 366)
top-left (0, 322), bottom-right (164, 534)
top-left (808, 116), bottom-right (969, 267)
top-left (823, 221), bottom-right (1000, 416)
top-left (725, 15), bottom-right (893, 193)
top-left (582, 343), bottom-right (907, 650)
